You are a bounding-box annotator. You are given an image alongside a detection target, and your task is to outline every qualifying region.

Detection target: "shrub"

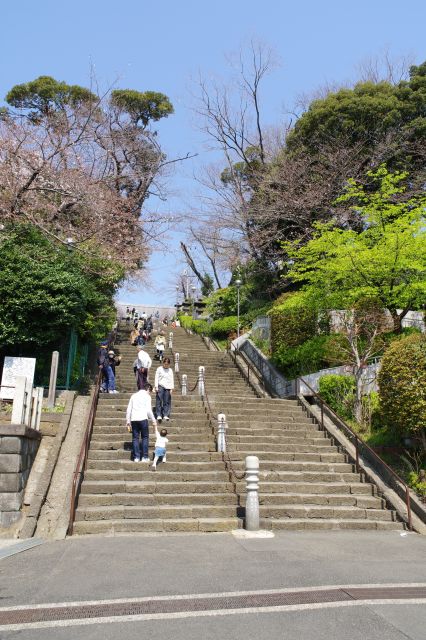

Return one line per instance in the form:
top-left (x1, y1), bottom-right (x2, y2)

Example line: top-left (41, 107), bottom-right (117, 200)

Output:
top-left (269, 292), bottom-right (318, 352)
top-left (209, 316), bottom-right (239, 338)
top-left (378, 333), bottom-right (426, 449)
top-left (272, 335), bottom-right (331, 379)
top-left (407, 472), bottom-right (426, 500)
top-left (178, 315), bottom-right (209, 335)
top-left (179, 315), bottom-right (194, 330)
top-left (319, 374), bottom-right (356, 420)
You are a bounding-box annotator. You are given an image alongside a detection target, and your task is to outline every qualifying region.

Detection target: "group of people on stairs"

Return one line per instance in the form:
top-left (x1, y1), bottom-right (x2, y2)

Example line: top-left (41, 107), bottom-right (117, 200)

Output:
top-left (97, 315), bottom-right (175, 470)
top-left (125, 384), bottom-right (169, 470)
top-left (127, 325), bottom-right (174, 469)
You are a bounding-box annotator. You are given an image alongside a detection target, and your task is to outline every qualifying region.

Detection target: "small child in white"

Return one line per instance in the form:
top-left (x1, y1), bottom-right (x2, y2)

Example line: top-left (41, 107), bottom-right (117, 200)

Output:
top-left (151, 425), bottom-right (169, 470)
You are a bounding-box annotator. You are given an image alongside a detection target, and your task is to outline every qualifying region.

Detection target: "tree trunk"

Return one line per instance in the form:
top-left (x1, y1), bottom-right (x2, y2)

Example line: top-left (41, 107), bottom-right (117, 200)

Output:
top-left (354, 369), bottom-right (364, 425)
top-left (391, 307), bottom-right (410, 334)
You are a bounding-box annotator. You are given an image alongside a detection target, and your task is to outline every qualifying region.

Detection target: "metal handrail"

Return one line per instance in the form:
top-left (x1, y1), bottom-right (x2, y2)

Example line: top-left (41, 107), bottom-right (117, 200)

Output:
top-left (199, 370), bottom-right (245, 482)
top-left (68, 326), bottom-right (117, 535)
top-left (296, 377), bottom-right (413, 531)
top-left (227, 346), bottom-right (264, 398)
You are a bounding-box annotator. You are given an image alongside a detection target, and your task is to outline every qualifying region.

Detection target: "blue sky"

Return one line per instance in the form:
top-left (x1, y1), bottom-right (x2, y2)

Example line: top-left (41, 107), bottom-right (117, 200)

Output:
top-left (2, 0), bottom-right (425, 306)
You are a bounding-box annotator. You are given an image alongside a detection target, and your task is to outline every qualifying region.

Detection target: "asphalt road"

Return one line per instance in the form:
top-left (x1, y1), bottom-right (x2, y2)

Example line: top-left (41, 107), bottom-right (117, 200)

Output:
top-left (0, 530), bottom-right (425, 639)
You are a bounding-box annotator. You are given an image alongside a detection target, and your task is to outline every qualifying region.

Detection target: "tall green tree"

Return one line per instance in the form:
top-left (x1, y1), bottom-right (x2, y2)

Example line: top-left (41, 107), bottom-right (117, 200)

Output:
top-left (284, 167), bottom-right (426, 331)
top-left (0, 225), bottom-right (121, 347)
top-left (286, 62), bottom-right (426, 163)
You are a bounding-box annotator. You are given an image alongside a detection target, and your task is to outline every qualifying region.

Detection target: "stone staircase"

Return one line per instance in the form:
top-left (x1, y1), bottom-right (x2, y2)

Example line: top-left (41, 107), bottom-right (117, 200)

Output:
top-left (72, 323), bottom-right (404, 534)
top-left (73, 323), bottom-right (242, 534)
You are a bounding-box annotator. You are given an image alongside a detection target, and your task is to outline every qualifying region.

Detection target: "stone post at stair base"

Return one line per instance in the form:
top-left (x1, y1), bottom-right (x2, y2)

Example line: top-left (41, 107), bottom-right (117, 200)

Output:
top-left (217, 413), bottom-right (227, 452)
top-left (198, 366), bottom-right (205, 396)
top-left (245, 455), bottom-right (260, 531)
top-left (181, 374), bottom-right (187, 396)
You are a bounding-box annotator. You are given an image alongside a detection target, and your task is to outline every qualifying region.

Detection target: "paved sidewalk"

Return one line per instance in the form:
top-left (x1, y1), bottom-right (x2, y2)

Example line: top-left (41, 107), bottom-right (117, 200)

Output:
top-left (0, 531), bottom-right (425, 639)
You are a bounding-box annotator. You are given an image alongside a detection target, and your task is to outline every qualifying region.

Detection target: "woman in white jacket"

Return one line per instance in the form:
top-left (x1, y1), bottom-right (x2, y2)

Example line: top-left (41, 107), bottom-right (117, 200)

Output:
top-left (154, 357), bottom-right (174, 422)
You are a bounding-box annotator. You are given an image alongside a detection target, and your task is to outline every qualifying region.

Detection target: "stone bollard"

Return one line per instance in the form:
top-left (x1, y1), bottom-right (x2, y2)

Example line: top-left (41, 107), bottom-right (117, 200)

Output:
top-left (169, 332), bottom-right (173, 349)
top-left (174, 352), bottom-right (180, 373)
top-left (198, 366), bottom-right (205, 396)
top-left (217, 413), bottom-right (227, 452)
top-left (182, 374), bottom-right (187, 396)
top-left (47, 350), bottom-right (59, 408)
top-left (245, 455), bottom-right (260, 531)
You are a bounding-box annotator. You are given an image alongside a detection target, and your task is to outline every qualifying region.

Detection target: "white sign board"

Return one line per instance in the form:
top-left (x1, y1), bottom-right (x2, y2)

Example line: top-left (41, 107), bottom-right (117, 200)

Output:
top-left (0, 357), bottom-right (36, 400)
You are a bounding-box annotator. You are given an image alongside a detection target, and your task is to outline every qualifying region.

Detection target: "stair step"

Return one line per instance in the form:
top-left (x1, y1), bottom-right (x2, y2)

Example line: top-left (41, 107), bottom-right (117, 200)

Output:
top-left (75, 505), bottom-right (243, 520)
top-left (78, 493), bottom-right (239, 507)
top-left (81, 481), bottom-right (236, 494)
top-left (72, 517), bottom-right (242, 534)
top-left (259, 518), bottom-right (404, 531)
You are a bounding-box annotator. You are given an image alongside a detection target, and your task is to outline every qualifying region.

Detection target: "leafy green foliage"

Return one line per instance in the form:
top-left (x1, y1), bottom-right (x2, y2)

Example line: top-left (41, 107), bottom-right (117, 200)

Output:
top-left (284, 167), bottom-right (426, 329)
top-left (318, 374), bottom-right (356, 420)
top-left (178, 315), bottom-right (210, 335)
top-left (6, 75), bottom-right (97, 116)
top-left (110, 89), bottom-right (173, 126)
top-left (272, 335), bottom-right (331, 379)
top-left (287, 63), bottom-right (426, 157)
top-left (0, 226), bottom-right (119, 348)
top-left (205, 286), bottom-right (249, 319)
top-left (201, 273), bottom-right (214, 297)
top-left (178, 314), bottom-right (239, 339)
top-left (269, 292), bottom-right (318, 351)
top-left (209, 316), bottom-right (238, 338)
top-left (378, 334), bottom-right (426, 445)
top-left (407, 472), bottom-right (426, 499)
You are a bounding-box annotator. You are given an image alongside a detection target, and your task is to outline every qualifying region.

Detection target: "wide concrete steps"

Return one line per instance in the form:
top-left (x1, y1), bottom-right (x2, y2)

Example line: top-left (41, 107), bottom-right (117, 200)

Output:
top-left (73, 517), bottom-right (242, 535)
top-left (72, 323), bottom-right (404, 535)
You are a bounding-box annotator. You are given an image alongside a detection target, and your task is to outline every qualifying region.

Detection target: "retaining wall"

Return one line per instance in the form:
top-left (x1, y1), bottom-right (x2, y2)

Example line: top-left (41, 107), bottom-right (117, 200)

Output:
top-left (0, 425), bottom-right (41, 528)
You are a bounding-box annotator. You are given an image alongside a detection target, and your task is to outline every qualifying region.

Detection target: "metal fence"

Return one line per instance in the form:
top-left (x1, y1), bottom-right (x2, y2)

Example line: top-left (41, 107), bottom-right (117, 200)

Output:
top-left (239, 339), bottom-right (295, 397)
top-left (297, 361), bottom-right (381, 395)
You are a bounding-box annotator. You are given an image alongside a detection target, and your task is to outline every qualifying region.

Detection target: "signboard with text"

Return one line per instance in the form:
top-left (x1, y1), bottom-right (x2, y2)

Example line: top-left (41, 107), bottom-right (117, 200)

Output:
top-left (0, 357), bottom-right (36, 400)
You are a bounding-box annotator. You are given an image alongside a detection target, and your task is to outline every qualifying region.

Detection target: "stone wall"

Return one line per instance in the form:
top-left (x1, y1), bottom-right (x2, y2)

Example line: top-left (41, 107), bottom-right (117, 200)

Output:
top-left (0, 425), bottom-right (41, 528)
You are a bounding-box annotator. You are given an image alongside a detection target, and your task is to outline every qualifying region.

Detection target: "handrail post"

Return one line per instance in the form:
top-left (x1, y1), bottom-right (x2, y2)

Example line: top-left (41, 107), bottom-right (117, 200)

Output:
top-left (181, 374), bottom-right (187, 396)
top-left (320, 399), bottom-right (324, 430)
top-left (355, 435), bottom-right (360, 473)
top-left (217, 413), bottom-right (227, 452)
top-left (406, 486), bottom-right (413, 531)
top-left (174, 352), bottom-right (180, 373)
top-left (245, 455), bottom-right (260, 531)
top-left (169, 332), bottom-right (173, 349)
top-left (198, 366), bottom-right (205, 396)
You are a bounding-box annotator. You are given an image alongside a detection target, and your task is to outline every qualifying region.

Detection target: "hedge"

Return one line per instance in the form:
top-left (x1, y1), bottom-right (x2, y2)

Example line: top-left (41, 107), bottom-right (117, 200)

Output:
top-left (269, 293), bottom-right (318, 352)
top-left (271, 335), bottom-right (331, 379)
top-left (378, 333), bottom-right (426, 446)
top-left (178, 314), bottom-right (239, 339)
top-left (209, 316), bottom-right (238, 338)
